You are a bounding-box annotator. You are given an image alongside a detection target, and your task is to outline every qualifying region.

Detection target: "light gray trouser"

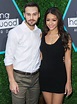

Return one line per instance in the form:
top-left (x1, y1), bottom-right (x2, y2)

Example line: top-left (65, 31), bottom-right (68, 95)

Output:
top-left (12, 71), bottom-right (40, 104)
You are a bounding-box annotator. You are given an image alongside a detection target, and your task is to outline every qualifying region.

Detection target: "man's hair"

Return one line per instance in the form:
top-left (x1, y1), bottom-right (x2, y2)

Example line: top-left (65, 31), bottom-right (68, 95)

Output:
top-left (24, 2), bottom-right (40, 12)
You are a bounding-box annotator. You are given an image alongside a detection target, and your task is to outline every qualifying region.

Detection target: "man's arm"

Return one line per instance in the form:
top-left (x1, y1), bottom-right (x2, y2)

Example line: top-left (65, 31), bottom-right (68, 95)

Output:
top-left (4, 29), bottom-right (19, 94)
top-left (6, 65), bottom-right (19, 94)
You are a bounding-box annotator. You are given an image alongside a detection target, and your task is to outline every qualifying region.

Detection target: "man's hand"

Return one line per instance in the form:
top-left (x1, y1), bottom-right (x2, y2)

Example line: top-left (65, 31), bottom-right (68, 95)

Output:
top-left (10, 80), bottom-right (19, 94)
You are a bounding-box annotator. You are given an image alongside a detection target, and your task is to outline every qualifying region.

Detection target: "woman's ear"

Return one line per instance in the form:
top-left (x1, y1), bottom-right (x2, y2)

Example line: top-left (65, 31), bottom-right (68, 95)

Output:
top-left (39, 13), bottom-right (40, 18)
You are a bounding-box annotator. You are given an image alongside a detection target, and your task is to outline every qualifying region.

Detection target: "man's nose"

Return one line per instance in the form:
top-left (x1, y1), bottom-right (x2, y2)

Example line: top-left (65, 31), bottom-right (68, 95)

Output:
top-left (30, 15), bottom-right (33, 19)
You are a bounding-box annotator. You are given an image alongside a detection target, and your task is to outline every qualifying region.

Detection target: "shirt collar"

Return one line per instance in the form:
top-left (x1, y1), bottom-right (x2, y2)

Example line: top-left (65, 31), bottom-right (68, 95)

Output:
top-left (22, 20), bottom-right (38, 32)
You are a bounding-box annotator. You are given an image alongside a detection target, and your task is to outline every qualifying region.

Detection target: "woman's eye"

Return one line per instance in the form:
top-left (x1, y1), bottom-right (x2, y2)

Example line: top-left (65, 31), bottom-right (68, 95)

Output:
top-left (53, 19), bottom-right (57, 21)
top-left (46, 19), bottom-right (50, 21)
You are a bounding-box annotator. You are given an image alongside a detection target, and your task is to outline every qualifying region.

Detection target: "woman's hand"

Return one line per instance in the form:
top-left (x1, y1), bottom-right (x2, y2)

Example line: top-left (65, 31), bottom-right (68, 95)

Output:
top-left (65, 81), bottom-right (72, 97)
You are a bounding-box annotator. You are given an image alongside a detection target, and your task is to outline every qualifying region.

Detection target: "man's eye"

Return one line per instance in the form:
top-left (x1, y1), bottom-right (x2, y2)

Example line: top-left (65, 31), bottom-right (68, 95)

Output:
top-left (27, 14), bottom-right (30, 16)
top-left (33, 13), bottom-right (37, 16)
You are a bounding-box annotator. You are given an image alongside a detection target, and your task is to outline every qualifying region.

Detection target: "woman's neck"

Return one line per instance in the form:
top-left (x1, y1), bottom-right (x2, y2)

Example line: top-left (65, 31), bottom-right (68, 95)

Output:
top-left (48, 30), bottom-right (58, 36)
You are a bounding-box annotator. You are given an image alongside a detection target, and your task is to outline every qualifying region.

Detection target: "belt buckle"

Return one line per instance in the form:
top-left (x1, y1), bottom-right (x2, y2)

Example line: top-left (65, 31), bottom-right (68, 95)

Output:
top-left (25, 70), bottom-right (38, 75)
top-left (25, 72), bottom-right (32, 75)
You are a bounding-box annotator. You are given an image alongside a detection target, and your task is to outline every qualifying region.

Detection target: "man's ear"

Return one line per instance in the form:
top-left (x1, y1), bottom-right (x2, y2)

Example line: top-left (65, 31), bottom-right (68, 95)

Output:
top-left (23, 12), bottom-right (25, 18)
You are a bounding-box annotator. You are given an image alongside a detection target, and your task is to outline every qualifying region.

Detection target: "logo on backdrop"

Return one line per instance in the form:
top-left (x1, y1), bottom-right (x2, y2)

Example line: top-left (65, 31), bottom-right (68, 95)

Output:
top-left (0, 0), bottom-right (24, 54)
top-left (63, 0), bottom-right (77, 52)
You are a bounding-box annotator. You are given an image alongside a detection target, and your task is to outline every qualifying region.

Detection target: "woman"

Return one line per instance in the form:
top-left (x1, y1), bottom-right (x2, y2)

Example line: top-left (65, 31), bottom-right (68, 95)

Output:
top-left (39, 7), bottom-right (72, 104)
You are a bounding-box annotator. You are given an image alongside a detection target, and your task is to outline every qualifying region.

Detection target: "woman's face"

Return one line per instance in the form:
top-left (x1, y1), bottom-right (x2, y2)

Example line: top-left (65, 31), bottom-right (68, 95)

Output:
top-left (46, 13), bottom-right (58, 31)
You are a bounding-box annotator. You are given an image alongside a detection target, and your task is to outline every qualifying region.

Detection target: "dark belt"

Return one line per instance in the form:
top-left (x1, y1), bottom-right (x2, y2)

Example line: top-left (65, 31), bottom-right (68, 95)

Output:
top-left (14, 69), bottom-right (39, 75)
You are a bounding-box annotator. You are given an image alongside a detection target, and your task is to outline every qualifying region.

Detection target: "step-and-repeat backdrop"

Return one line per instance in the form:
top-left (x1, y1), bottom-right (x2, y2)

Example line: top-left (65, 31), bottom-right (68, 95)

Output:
top-left (63, 0), bottom-right (77, 52)
top-left (0, 0), bottom-right (77, 53)
top-left (0, 0), bottom-right (24, 54)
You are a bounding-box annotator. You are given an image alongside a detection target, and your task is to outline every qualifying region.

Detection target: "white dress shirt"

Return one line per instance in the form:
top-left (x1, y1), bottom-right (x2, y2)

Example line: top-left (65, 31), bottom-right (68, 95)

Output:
top-left (4, 21), bottom-right (41, 73)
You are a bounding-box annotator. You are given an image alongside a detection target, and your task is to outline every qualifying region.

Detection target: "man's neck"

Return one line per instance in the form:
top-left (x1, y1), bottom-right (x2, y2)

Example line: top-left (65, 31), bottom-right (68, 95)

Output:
top-left (25, 22), bottom-right (35, 30)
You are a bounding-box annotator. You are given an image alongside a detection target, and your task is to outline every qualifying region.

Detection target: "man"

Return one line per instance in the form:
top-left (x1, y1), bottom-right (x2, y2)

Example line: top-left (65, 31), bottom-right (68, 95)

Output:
top-left (4, 2), bottom-right (41, 104)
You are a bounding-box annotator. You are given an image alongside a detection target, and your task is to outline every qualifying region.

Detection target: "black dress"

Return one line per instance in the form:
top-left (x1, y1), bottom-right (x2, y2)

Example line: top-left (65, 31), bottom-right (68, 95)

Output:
top-left (39, 35), bottom-right (67, 93)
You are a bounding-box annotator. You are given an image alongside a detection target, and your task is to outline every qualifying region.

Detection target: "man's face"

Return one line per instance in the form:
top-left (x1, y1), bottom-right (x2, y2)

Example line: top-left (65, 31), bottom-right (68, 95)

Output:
top-left (24, 7), bottom-right (40, 26)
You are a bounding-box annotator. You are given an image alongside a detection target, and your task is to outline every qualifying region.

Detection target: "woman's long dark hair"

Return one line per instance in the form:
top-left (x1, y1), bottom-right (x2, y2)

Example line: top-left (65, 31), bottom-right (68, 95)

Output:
top-left (43, 7), bottom-right (71, 51)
